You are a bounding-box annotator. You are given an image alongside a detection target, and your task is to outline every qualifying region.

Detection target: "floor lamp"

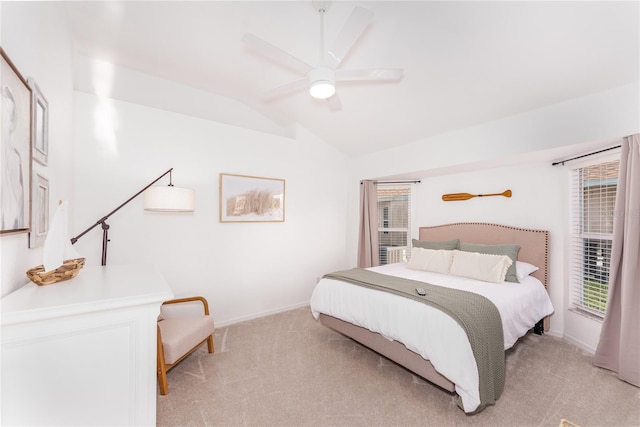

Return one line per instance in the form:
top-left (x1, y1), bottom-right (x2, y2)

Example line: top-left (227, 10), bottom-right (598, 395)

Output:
top-left (70, 168), bottom-right (195, 266)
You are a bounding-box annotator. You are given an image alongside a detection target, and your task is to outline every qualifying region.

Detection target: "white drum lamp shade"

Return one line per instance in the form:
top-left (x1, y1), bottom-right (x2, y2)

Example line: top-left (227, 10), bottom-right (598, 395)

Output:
top-left (144, 186), bottom-right (195, 212)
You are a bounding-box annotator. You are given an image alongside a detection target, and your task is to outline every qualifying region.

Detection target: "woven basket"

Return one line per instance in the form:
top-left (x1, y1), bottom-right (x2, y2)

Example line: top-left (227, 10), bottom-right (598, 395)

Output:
top-left (26, 258), bottom-right (86, 286)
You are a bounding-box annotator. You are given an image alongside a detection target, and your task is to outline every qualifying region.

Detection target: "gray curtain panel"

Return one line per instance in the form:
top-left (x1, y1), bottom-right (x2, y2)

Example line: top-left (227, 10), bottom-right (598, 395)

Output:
top-left (594, 133), bottom-right (640, 387)
top-left (357, 180), bottom-right (379, 268)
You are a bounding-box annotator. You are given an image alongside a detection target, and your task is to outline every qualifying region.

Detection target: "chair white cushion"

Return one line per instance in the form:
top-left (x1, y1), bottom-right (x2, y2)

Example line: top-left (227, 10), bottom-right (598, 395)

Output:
top-left (158, 315), bottom-right (214, 365)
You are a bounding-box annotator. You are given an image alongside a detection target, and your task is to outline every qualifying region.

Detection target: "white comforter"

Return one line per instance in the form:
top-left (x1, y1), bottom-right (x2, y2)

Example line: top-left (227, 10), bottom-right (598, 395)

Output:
top-left (309, 262), bottom-right (554, 413)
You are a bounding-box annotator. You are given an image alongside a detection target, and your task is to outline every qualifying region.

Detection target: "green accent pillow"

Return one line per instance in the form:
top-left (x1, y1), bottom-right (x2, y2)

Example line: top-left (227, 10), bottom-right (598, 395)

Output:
top-left (412, 238), bottom-right (459, 250)
top-left (458, 242), bottom-right (521, 283)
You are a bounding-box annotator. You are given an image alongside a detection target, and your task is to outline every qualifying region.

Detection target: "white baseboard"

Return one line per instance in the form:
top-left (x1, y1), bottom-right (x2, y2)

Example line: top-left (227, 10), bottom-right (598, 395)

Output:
top-left (561, 334), bottom-right (596, 355)
top-left (545, 329), bottom-right (562, 339)
top-left (214, 301), bottom-right (311, 328)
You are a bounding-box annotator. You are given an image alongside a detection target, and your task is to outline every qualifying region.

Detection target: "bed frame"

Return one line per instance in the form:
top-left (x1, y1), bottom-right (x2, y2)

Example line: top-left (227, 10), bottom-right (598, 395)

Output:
top-left (319, 222), bottom-right (550, 393)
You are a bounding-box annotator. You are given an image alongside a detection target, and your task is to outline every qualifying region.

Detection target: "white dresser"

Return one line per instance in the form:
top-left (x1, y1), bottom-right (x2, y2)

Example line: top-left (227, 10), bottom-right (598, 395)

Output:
top-left (1, 263), bottom-right (173, 426)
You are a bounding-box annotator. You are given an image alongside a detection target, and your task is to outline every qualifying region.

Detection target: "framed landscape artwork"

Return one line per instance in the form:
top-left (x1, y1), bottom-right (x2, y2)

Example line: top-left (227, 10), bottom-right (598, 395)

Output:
top-left (219, 173), bottom-right (285, 222)
top-left (1, 48), bottom-right (32, 234)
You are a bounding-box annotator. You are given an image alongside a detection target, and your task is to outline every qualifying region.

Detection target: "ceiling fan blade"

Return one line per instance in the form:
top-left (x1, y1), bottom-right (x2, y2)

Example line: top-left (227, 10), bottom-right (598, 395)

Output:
top-left (326, 93), bottom-right (342, 112)
top-left (335, 68), bottom-right (404, 82)
top-left (262, 78), bottom-right (309, 101)
top-left (324, 6), bottom-right (374, 69)
top-left (243, 33), bottom-right (313, 76)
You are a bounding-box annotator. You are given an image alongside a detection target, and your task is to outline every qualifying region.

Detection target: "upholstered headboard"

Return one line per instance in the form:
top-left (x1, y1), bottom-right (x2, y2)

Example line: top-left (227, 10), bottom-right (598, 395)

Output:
top-left (418, 222), bottom-right (549, 288)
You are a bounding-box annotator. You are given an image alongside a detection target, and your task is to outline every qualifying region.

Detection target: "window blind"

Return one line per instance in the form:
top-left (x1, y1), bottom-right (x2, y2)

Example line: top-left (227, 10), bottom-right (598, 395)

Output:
top-left (570, 160), bottom-right (619, 316)
top-left (377, 184), bottom-right (411, 264)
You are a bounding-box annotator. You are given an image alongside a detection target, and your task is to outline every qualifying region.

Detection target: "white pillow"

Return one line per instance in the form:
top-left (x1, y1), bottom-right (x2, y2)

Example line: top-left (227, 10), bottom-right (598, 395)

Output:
top-left (449, 250), bottom-right (513, 283)
top-left (516, 261), bottom-right (539, 280)
top-left (407, 247), bottom-right (454, 274)
top-left (407, 247), bottom-right (424, 270)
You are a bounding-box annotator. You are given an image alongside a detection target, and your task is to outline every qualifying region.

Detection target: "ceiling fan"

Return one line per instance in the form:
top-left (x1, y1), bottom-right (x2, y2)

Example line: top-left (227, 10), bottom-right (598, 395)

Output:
top-left (242, 0), bottom-right (404, 111)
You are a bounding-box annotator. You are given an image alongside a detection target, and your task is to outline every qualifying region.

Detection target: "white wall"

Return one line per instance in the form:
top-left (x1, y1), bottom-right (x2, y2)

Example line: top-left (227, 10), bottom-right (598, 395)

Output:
top-left (351, 82), bottom-right (639, 181)
top-left (347, 83), bottom-right (639, 352)
top-left (412, 162), bottom-right (567, 337)
top-left (0, 2), bottom-right (75, 297)
top-left (72, 90), bottom-right (349, 326)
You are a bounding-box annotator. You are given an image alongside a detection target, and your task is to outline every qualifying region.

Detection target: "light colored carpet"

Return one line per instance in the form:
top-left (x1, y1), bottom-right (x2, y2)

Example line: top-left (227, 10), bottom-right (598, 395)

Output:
top-left (157, 306), bottom-right (640, 427)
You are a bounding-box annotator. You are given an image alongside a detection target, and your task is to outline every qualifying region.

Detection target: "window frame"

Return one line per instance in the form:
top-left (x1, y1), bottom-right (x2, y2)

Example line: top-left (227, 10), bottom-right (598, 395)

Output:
top-left (568, 150), bottom-right (620, 318)
top-left (376, 183), bottom-right (413, 265)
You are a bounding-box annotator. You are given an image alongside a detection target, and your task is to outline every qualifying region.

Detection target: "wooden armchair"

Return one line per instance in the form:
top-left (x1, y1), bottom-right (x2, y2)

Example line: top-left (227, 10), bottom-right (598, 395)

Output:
top-left (157, 296), bottom-right (215, 395)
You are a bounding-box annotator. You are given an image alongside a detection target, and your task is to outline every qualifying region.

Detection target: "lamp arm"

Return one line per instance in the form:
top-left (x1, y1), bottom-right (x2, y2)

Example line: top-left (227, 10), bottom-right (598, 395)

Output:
top-left (70, 168), bottom-right (174, 248)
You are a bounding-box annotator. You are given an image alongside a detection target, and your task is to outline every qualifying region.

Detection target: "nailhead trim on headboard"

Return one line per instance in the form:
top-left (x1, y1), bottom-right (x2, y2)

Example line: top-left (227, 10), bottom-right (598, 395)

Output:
top-left (418, 222), bottom-right (549, 289)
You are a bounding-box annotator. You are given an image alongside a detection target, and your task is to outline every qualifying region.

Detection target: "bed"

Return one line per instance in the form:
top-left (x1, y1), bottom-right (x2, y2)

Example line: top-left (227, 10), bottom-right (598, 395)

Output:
top-left (310, 222), bottom-right (554, 413)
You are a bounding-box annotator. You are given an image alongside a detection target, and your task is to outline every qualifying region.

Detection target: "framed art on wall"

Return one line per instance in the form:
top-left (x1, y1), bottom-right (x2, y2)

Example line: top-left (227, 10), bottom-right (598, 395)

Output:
top-left (29, 172), bottom-right (49, 248)
top-left (28, 78), bottom-right (48, 166)
top-left (219, 173), bottom-right (285, 222)
top-left (1, 48), bottom-right (32, 234)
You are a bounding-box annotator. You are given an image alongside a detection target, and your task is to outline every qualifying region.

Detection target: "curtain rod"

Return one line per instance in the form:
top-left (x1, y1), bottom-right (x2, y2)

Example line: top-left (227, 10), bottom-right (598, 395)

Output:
top-left (361, 180), bottom-right (421, 184)
top-left (551, 145), bottom-right (621, 166)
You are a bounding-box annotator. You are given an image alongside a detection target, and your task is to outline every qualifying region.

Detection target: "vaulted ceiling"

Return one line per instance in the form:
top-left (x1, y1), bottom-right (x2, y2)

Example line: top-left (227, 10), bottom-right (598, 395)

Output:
top-left (65, 1), bottom-right (639, 156)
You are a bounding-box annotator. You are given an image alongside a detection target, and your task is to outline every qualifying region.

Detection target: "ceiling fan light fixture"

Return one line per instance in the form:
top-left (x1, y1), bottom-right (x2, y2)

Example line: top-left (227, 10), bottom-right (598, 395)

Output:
top-left (310, 80), bottom-right (335, 99)
top-left (309, 67), bottom-right (335, 99)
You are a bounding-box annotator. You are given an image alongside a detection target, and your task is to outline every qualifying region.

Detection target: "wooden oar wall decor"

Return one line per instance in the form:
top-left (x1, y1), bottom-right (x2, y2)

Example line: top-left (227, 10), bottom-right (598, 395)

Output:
top-left (442, 189), bottom-right (512, 201)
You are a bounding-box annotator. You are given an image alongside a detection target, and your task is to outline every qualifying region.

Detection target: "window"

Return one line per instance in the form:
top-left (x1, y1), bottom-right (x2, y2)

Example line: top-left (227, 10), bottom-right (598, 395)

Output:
top-left (570, 159), bottom-right (619, 317)
top-left (382, 207), bottom-right (390, 229)
top-left (377, 184), bottom-right (411, 264)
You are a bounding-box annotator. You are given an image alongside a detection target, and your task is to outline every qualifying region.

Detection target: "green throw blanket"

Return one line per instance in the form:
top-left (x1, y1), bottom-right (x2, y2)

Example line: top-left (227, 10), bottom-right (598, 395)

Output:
top-left (323, 268), bottom-right (505, 413)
